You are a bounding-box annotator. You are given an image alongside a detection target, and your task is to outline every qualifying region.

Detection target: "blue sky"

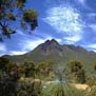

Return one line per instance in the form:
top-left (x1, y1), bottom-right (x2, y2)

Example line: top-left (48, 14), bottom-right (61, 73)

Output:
top-left (1, 0), bottom-right (96, 56)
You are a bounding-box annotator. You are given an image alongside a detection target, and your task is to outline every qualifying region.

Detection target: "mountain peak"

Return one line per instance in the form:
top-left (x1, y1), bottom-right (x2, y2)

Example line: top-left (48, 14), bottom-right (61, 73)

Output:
top-left (51, 39), bottom-right (58, 43)
top-left (3, 39), bottom-right (96, 66)
top-left (44, 39), bottom-right (59, 45)
top-left (41, 39), bottom-right (61, 50)
top-left (31, 39), bottom-right (63, 56)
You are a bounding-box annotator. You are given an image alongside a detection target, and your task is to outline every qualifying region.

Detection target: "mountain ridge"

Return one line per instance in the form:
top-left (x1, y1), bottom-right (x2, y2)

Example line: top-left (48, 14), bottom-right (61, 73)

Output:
top-left (2, 39), bottom-right (96, 70)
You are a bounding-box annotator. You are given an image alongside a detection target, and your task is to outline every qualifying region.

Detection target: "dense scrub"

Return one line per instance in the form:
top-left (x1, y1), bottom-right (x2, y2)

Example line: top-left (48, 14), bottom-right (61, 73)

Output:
top-left (0, 57), bottom-right (96, 96)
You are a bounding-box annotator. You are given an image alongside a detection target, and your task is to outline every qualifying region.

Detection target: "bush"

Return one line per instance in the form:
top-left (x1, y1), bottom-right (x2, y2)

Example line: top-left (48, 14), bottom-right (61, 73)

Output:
top-left (41, 82), bottom-right (85, 96)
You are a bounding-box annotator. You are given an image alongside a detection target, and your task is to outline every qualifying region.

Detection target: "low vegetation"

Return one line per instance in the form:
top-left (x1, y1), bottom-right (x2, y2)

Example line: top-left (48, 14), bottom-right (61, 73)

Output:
top-left (0, 57), bottom-right (96, 96)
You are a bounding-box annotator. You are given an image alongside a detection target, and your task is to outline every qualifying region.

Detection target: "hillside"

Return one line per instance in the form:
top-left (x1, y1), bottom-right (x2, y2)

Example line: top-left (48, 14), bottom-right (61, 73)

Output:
top-left (2, 39), bottom-right (96, 73)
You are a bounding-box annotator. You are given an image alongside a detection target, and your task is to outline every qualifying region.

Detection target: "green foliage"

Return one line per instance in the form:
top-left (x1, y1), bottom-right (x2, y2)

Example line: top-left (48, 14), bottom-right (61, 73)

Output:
top-left (41, 83), bottom-right (85, 96)
top-left (23, 9), bottom-right (38, 22)
top-left (0, 57), bottom-right (10, 71)
top-left (0, 74), bottom-right (17, 96)
top-left (86, 73), bottom-right (96, 86)
top-left (16, 0), bottom-right (26, 8)
top-left (0, 57), bottom-right (20, 96)
top-left (0, 57), bottom-right (43, 96)
top-left (68, 60), bottom-right (86, 83)
top-left (0, 57), bottom-right (96, 96)
top-left (93, 62), bottom-right (96, 71)
top-left (6, 13), bottom-right (16, 21)
top-left (17, 80), bottom-right (42, 96)
top-left (85, 84), bottom-right (96, 96)
top-left (0, 0), bottom-right (38, 40)
top-left (22, 61), bottom-right (36, 77)
top-left (37, 61), bottom-right (54, 79)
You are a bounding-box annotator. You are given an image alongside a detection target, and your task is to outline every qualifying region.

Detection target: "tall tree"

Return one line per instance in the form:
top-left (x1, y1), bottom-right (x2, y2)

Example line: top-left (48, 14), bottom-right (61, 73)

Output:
top-left (68, 60), bottom-right (86, 83)
top-left (0, 0), bottom-right (38, 40)
top-left (0, 57), bottom-right (20, 96)
top-left (22, 61), bottom-right (36, 77)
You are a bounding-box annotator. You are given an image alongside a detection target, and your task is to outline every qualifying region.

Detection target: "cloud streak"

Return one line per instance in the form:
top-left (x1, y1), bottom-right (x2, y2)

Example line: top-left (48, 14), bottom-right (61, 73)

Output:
top-left (0, 43), bottom-right (7, 56)
top-left (44, 6), bottom-right (83, 33)
top-left (1, 0), bottom-right (96, 55)
top-left (7, 35), bottom-right (62, 55)
top-left (0, 43), bottom-right (6, 52)
top-left (21, 36), bottom-right (62, 52)
top-left (78, 0), bottom-right (86, 5)
top-left (64, 33), bottom-right (82, 44)
top-left (44, 5), bottom-right (84, 44)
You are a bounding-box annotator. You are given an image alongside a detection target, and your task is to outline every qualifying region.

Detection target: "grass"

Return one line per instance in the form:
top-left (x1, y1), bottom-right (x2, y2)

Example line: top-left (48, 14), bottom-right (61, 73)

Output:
top-left (41, 82), bottom-right (85, 96)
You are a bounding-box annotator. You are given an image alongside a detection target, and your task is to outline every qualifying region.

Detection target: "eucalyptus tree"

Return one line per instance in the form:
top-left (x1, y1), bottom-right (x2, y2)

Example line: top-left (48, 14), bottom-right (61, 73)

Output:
top-left (0, 57), bottom-right (20, 96)
top-left (0, 0), bottom-right (38, 41)
top-left (68, 60), bottom-right (86, 84)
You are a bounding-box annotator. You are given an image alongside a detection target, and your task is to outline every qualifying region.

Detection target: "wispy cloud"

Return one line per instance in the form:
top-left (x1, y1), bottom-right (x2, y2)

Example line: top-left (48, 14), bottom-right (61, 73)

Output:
top-left (82, 44), bottom-right (96, 52)
top-left (77, 0), bottom-right (86, 5)
top-left (64, 33), bottom-right (82, 44)
top-left (1, 0), bottom-right (96, 55)
top-left (89, 24), bottom-right (96, 31)
top-left (0, 43), bottom-right (7, 56)
top-left (44, 5), bottom-right (84, 44)
top-left (87, 44), bottom-right (96, 49)
top-left (44, 6), bottom-right (83, 33)
top-left (0, 43), bottom-right (6, 52)
top-left (21, 36), bottom-right (62, 52)
top-left (7, 35), bottom-right (62, 56)
top-left (9, 51), bottom-right (27, 55)
top-left (76, 0), bottom-right (90, 9)
top-left (21, 39), bottom-right (46, 51)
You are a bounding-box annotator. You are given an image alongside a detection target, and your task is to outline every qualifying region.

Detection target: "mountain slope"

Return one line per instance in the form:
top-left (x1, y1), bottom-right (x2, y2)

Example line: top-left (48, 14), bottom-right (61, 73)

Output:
top-left (3, 39), bottom-right (96, 69)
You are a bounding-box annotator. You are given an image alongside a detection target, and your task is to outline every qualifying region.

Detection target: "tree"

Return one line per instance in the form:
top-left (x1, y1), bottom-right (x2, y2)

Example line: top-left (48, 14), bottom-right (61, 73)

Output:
top-left (94, 63), bottom-right (96, 71)
top-left (0, 57), bottom-right (10, 71)
top-left (85, 84), bottom-right (96, 96)
top-left (17, 79), bottom-right (42, 96)
top-left (18, 61), bottom-right (42, 96)
top-left (68, 60), bottom-right (86, 83)
top-left (0, 73), bottom-right (18, 96)
top-left (0, 57), bottom-right (20, 96)
top-left (0, 0), bottom-right (38, 40)
top-left (22, 61), bottom-right (36, 77)
top-left (37, 61), bottom-right (54, 79)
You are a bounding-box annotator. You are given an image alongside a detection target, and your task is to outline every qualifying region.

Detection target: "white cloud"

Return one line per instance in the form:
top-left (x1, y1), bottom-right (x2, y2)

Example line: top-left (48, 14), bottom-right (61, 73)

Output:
top-left (64, 33), bottom-right (82, 44)
top-left (16, 30), bottom-right (26, 36)
top-left (22, 39), bottom-right (46, 51)
top-left (0, 32), bottom-right (62, 56)
top-left (77, 0), bottom-right (89, 9)
top-left (0, 43), bottom-right (27, 56)
top-left (80, 44), bottom-right (96, 52)
top-left (44, 5), bottom-right (84, 44)
top-left (44, 6), bottom-right (83, 34)
top-left (0, 43), bottom-right (7, 56)
top-left (9, 51), bottom-right (27, 55)
top-left (88, 13), bottom-right (96, 18)
top-left (78, 0), bottom-right (86, 5)
top-left (89, 24), bottom-right (96, 31)
top-left (86, 44), bottom-right (96, 49)
top-left (92, 50), bottom-right (96, 52)
top-left (22, 37), bottom-right (62, 51)
top-left (0, 43), bottom-right (6, 52)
